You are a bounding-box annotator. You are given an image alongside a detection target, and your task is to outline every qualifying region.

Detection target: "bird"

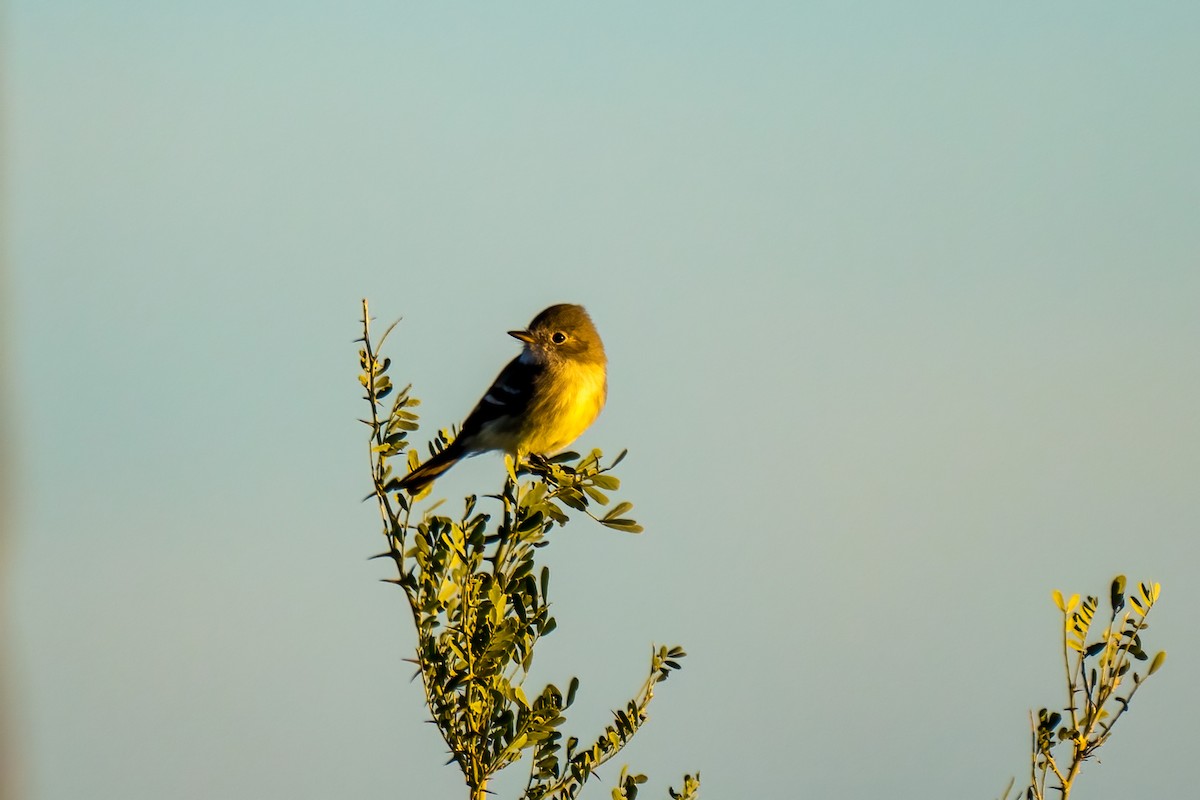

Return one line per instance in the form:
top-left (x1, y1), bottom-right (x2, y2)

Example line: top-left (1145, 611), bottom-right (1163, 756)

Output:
top-left (396, 304), bottom-right (607, 494)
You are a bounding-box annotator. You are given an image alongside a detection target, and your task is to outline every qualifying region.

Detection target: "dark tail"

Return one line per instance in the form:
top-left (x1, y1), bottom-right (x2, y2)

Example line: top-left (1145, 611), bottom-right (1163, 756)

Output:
top-left (396, 440), bottom-right (467, 494)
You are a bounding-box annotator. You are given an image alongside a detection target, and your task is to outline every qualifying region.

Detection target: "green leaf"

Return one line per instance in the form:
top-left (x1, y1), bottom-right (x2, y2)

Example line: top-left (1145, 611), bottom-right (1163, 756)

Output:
top-left (558, 488), bottom-right (589, 512)
top-left (602, 502), bottom-right (634, 522)
top-left (591, 474), bottom-right (621, 491)
top-left (1148, 650), bottom-right (1166, 675)
top-left (583, 485), bottom-right (610, 505)
top-left (1109, 575), bottom-right (1126, 610)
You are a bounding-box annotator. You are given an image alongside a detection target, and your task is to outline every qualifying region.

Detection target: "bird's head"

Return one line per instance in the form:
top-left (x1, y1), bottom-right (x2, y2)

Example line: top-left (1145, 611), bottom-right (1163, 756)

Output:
top-left (509, 304), bottom-right (606, 366)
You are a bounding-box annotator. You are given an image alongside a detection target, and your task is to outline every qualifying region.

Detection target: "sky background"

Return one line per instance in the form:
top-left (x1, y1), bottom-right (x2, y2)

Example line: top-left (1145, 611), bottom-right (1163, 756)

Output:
top-left (5, 2), bottom-right (1200, 799)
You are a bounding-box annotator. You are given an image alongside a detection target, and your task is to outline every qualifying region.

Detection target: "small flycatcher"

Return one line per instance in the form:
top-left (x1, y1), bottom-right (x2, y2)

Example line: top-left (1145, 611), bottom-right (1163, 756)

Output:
top-left (397, 304), bottom-right (607, 493)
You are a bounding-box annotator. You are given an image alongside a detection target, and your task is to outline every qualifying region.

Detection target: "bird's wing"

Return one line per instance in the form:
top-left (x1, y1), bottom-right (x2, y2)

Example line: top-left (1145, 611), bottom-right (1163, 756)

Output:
top-left (459, 355), bottom-right (538, 439)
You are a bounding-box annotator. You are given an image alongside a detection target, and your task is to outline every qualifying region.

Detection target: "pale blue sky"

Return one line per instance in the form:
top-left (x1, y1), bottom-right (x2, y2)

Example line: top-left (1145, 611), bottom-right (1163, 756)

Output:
top-left (6, 3), bottom-right (1200, 799)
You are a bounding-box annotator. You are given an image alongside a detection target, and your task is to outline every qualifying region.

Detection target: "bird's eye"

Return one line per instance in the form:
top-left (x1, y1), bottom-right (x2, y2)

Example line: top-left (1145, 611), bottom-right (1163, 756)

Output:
top-left (551, 332), bottom-right (567, 344)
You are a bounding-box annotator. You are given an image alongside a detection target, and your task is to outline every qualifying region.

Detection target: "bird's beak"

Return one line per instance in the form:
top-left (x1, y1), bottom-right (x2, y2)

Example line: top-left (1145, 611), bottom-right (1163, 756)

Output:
top-left (508, 329), bottom-right (535, 344)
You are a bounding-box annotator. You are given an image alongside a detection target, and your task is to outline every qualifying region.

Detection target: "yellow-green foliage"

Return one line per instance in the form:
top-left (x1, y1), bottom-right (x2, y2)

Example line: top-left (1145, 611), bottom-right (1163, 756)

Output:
top-left (358, 300), bottom-right (697, 800)
top-left (1011, 576), bottom-right (1165, 800)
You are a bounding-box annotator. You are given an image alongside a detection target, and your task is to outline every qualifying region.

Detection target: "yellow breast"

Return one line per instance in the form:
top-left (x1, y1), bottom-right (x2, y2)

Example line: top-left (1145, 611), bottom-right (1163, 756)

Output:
top-left (522, 360), bottom-right (607, 455)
